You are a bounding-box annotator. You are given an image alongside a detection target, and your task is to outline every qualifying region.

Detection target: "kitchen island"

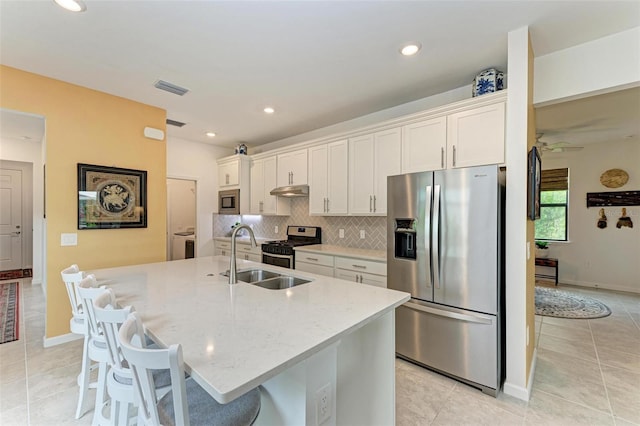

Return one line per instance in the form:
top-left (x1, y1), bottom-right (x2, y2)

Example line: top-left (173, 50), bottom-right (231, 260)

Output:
top-left (90, 256), bottom-right (409, 425)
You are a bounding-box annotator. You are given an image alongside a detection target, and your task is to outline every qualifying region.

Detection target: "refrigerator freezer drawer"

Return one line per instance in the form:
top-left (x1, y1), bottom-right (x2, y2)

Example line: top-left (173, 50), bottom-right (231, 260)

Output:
top-left (396, 300), bottom-right (498, 393)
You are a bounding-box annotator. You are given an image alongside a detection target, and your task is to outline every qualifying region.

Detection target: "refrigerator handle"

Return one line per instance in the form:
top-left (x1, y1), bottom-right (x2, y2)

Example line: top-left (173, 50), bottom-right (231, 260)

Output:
top-left (404, 301), bottom-right (493, 325)
top-left (425, 185), bottom-right (432, 269)
top-left (432, 185), bottom-right (441, 289)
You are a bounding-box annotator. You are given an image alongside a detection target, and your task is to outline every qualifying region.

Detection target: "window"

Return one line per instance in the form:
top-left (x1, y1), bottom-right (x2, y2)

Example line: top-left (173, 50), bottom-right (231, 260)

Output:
top-left (535, 168), bottom-right (569, 241)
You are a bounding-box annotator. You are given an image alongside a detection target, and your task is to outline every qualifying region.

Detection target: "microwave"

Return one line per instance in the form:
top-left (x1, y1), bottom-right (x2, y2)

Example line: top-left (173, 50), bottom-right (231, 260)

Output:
top-left (218, 189), bottom-right (240, 214)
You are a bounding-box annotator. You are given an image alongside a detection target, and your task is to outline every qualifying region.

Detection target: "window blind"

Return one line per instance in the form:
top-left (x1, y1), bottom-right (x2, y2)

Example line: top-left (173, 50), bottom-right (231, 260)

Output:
top-left (541, 168), bottom-right (569, 191)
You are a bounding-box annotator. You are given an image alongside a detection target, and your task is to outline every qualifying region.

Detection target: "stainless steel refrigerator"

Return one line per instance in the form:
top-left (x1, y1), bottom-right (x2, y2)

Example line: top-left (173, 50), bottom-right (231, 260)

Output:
top-left (387, 165), bottom-right (505, 396)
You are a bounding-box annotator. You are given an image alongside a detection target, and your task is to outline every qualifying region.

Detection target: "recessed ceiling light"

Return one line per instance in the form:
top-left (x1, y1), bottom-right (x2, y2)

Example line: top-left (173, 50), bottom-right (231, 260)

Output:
top-left (400, 43), bottom-right (421, 56)
top-left (206, 132), bottom-right (216, 138)
top-left (53, 0), bottom-right (86, 12)
top-left (263, 107), bottom-right (275, 114)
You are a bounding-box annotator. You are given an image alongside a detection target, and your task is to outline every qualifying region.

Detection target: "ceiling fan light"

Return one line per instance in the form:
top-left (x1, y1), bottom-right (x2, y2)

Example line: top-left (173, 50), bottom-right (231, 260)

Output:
top-left (53, 0), bottom-right (86, 12)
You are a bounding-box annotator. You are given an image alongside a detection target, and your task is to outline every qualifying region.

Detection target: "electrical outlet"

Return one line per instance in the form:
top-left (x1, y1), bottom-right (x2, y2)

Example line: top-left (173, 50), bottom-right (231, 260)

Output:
top-left (339, 229), bottom-right (344, 238)
top-left (316, 383), bottom-right (332, 425)
top-left (359, 230), bottom-right (365, 239)
top-left (275, 225), bottom-right (279, 234)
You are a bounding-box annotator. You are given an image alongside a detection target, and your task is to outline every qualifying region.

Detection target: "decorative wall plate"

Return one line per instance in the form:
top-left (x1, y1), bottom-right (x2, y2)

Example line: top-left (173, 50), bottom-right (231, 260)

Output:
top-left (600, 169), bottom-right (629, 188)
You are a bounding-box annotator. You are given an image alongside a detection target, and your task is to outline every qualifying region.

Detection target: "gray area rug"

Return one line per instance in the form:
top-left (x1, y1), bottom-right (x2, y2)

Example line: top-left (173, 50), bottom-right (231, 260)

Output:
top-left (535, 286), bottom-right (611, 319)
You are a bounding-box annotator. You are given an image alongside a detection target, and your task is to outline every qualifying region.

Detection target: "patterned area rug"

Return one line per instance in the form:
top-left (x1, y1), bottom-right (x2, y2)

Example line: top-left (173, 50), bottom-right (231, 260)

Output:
top-left (535, 286), bottom-right (611, 319)
top-left (0, 268), bottom-right (32, 281)
top-left (0, 281), bottom-right (19, 344)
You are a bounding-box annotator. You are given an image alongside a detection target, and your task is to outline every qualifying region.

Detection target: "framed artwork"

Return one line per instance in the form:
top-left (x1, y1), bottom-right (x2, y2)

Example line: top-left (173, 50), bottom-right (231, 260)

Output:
top-left (527, 146), bottom-right (541, 220)
top-left (77, 163), bottom-right (147, 229)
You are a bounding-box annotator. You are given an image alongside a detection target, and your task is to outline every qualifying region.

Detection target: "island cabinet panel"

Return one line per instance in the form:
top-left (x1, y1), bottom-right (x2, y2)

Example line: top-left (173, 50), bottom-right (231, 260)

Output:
top-left (237, 242), bottom-right (262, 262)
top-left (348, 128), bottom-right (401, 216)
top-left (277, 148), bottom-right (308, 187)
top-left (402, 116), bottom-right (447, 173)
top-left (251, 156), bottom-right (290, 216)
top-left (447, 101), bottom-right (505, 168)
top-left (309, 140), bottom-right (348, 215)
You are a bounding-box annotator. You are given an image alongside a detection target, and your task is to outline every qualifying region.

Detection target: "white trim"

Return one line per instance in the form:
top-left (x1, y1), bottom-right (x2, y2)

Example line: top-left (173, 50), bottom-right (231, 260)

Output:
top-left (558, 279), bottom-right (639, 295)
top-left (31, 278), bottom-right (42, 285)
top-left (503, 348), bottom-right (536, 401)
top-left (43, 332), bottom-right (82, 348)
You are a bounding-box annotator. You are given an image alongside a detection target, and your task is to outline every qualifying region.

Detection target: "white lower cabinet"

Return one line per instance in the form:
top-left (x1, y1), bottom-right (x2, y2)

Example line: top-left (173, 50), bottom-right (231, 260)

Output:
top-left (335, 270), bottom-right (387, 288)
top-left (295, 249), bottom-right (387, 287)
top-left (295, 252), bottom-right (335, 276)
top-left (334, 256), bottom-right (387, 288)
top-left (215, 240), bottom-right (231, 257)
top-left (214, 240), bottom-right (262, 263)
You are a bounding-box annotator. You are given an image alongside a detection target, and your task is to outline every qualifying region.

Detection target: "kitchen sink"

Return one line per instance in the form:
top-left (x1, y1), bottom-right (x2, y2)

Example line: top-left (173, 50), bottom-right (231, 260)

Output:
top-left (222, 269), bottom-right (281, 283)
top-left (221, 269), bottom-right (312, 289)
top-left (251, 276), bottom-right (312, 290)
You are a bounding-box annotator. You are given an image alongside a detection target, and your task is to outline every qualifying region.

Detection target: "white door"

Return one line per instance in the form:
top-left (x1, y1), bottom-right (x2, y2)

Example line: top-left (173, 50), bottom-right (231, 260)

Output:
top-left (0, 168), bottom-right (23, 271)
top-left (308, 144), bottom-right (328, 215)
top-left (373, 128), bottom-right (402, 215)
top-left (402, 117), bottom-right (447, 173)
top-left (348, 134), bottom-right (375, 214)
top-left (250, 159), bottom-right (265, 214)
top-left (326, 140), bottom-right (348, 214)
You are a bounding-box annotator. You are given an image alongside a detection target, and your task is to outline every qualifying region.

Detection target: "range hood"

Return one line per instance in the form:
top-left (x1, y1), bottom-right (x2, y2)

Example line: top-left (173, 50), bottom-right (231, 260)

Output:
top-left (270, 184), bottom-right (309, 197)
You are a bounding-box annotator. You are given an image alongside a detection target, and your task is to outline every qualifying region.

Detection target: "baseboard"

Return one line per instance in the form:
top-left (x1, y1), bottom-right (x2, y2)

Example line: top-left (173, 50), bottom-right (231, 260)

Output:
top-left (561, 279), bottom-right (639, 295)
top-left (43, 332), bottom-right (82, 348)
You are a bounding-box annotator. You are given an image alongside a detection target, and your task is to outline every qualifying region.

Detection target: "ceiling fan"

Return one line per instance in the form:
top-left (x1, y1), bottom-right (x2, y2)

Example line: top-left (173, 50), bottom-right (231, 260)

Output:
top-left (535, 133), bottom-right (584, 153)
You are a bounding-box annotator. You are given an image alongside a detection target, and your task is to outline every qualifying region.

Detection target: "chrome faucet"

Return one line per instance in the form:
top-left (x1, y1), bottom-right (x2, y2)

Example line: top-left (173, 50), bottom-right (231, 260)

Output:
top-left (229, 224), bottom-right (257, 284)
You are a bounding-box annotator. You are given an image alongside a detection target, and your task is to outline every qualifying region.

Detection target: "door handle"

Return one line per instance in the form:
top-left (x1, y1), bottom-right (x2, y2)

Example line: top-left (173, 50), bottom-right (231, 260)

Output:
top-left (452, 146), bottom-right (457, 167)
top-left (369, 195), bottom-right (373, 212)
top-left (440, 147), bottom-right (445, 168)
top-left (373, 195), bottom-right (377, 212)
top-left (326, 198), bottom-right (330, 213)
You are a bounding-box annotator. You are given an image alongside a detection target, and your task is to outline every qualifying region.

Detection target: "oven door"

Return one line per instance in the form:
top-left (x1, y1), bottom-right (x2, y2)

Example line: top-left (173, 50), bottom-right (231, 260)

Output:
top-left (262, 252), bottom-right (293, 269)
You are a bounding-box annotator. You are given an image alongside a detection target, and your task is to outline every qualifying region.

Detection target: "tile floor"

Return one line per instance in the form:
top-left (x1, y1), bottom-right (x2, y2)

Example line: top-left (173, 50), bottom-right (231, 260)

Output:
top-left (1, 278), bottom-right (639, 425)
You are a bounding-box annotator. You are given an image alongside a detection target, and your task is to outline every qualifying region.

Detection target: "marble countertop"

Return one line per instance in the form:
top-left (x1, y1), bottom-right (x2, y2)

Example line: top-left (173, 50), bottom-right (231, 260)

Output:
top-left (90, 257), bottom-right (408, 403)
top-left (294, 244), bottom-right (386, 262)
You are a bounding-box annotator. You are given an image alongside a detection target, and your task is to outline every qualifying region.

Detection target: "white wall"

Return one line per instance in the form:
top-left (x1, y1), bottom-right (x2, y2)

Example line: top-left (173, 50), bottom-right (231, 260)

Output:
top-left (0, 136), bottom-right (44, 285)
top-left (534, 27), bottom-right (640, 105)
top-left (166, 136), bottom-right (232, 256)
top-left (541, 139), bottom-right (640, 294)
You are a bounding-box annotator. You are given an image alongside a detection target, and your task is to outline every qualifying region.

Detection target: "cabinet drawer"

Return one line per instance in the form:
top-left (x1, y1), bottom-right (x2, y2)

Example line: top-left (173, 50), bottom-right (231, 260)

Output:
top-left (335, 257), bottom-right (386, 276)
top-left (335, 270), bottom-right (387, 288)
top-left (296, 252), bottom-right (334, 267)
top-left (237, 243), bottom-right (261, 255)
top-left (295, 262), bottom-right (334, 277)
top-left (216, 241), bottom-right (231, 250)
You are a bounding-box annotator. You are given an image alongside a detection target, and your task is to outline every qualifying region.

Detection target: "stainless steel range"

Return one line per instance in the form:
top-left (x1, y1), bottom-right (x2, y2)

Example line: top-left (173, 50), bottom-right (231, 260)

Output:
top-left (262, 226), bottom-right (322, 269)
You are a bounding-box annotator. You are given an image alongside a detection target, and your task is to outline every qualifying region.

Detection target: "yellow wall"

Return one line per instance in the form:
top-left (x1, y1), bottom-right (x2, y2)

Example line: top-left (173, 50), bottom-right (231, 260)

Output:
top-left (0, 65), bottom-right (167, 338)
top-left (525, 35), bottom-right (537, 380)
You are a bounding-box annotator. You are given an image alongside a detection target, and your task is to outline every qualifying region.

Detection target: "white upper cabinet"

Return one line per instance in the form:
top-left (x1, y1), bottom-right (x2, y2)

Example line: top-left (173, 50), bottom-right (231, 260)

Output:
top-left (349, 128), bottom-right (401, 215)
top-left (277, 148), bottom-right (308, 186)
top-left (309, 140), bottom-right (348, 215)
top-left (402, 117), bottom-right (447, 173)
top-left (447, 101), bottom-right (505, 168)
top-left (218, 158), bottom-right (240, 187)
top-left (250, 156), bottom-right (290, 216)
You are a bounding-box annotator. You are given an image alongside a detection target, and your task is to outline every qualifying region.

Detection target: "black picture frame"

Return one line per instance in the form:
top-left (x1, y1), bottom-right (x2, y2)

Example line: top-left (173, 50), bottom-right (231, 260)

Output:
top-left (527, 146), bottom-right (542, 220)
top-left (78, 163), bottom-right (147, 229)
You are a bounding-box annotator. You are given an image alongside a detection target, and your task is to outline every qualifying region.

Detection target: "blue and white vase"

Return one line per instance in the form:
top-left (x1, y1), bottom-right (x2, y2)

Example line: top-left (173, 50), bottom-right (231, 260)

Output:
top-left (472, 68), bottom-right (505, 97)
top-left (237, 143), bottom-right (248, 155)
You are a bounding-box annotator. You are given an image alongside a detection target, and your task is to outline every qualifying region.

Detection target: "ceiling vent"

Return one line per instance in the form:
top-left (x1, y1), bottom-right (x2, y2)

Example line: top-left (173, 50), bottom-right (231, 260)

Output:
top-left (166, 118), bottom-right (186, 127)
top-left (154, 80), bottom-right (189, 96)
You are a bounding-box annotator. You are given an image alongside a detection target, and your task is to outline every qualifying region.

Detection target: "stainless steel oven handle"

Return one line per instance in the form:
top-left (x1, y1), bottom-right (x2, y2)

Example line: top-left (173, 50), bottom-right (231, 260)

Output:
top-left (262, 252), bottom-right (293, 260)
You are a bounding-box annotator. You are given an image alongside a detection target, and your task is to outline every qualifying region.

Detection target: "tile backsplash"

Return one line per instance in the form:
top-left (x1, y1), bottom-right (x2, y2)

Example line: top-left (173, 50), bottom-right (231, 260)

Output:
top-left (213, 198), bottom-right (387, 250)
